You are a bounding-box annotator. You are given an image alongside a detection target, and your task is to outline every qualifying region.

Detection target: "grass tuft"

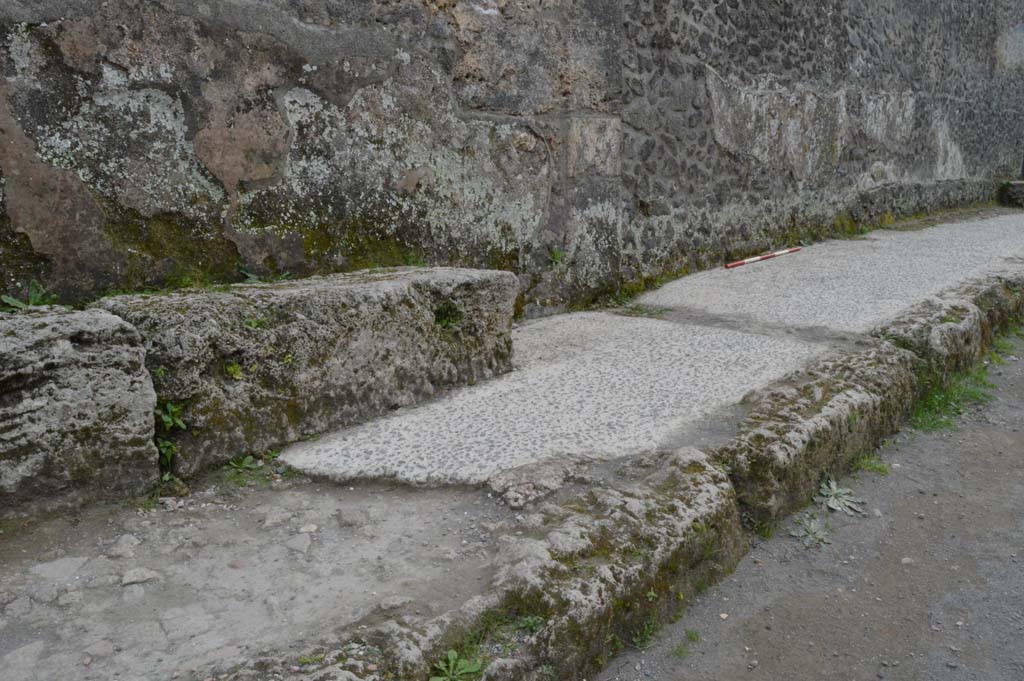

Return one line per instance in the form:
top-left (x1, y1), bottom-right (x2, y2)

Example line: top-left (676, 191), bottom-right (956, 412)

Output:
top-left (852, 454), bottom-right (889, 475)
top-left (910, 367), bottom-right (994, 431)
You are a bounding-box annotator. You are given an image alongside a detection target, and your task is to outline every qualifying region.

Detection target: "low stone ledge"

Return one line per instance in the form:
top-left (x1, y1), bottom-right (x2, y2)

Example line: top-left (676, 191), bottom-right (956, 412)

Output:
top-left (718, 273), bottom-right (1024, 529)
top-left (0, 308), bottom-right (157, 513)
top-left (226, 449), bottom-right (745, 680)
top-left (714, 344), bottom-right (919, 528)
top-left (95, 267), bottom-right (518, 476)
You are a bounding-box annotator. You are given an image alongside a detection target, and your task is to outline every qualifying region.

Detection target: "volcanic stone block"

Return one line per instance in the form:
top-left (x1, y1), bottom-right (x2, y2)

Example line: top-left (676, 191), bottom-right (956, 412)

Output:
top-left (0, 308), bottom-right (158, 511)
top-left (95, 267), bottom-right (518, 476)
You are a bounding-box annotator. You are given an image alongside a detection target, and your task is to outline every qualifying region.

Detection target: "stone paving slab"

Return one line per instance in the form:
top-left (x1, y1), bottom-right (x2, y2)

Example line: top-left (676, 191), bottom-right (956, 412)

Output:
top-left (283, 212), bottom-right (1024, 487)
top-left (282, 313), bottom-right (821, 485)
top-left (641, 212), bottom-right (1024, 333)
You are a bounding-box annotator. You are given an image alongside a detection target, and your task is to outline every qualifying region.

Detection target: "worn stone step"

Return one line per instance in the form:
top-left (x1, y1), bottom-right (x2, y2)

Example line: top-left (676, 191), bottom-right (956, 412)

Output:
top-left (94, 267), bottom-right (517, 477)
top-left (0, 308), bottom-right (157, 512)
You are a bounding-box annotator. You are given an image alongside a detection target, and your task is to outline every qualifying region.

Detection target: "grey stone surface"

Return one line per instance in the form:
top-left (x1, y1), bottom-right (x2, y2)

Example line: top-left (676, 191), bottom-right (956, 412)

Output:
top-left (999, 181), bottom-right (1024, 207)
top-left (640, 212), bottom-right (1024, 334)
top-left (0, 478), bottom-right (508, 681)
top-left (96, 267), bottom-right (517, 476)
top-left (284, 212), bottom-right (1024, 488)
top-left (282, 311), bottom-right (821, 485)
top-left (0, 307), bottom-right (157, 511)
top-left (0, 1), bottom-right (1021, 311)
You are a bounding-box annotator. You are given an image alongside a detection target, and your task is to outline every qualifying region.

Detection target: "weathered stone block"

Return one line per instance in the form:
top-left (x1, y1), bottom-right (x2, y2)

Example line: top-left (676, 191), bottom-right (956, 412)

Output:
top-left (998, 181), bottom-right (1024, 207)
top-left (0, 308), bottom-right (157, 512)
top-left (95, 267), bottom-right (518, 476)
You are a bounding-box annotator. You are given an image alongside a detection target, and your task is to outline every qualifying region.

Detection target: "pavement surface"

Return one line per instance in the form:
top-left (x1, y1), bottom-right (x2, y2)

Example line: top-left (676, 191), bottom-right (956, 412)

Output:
top-left (2, 207), bottom-right (1024, 681)
top-left (283, 208), bottom-right (1024, 485)
top-left (598, 333), bottom-right (1024, 681)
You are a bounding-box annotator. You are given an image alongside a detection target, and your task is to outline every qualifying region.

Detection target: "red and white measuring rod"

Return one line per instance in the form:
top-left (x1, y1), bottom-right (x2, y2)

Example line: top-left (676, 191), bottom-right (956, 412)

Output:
top-left (725, 247), bottom-right (802, 270)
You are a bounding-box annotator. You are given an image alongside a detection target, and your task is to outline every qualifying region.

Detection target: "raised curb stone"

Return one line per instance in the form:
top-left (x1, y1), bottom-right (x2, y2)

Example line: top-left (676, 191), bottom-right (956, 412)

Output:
top-left (95, 267), bottom-right (517, 476)
top-left (0, 308), bottom-right (157, 512)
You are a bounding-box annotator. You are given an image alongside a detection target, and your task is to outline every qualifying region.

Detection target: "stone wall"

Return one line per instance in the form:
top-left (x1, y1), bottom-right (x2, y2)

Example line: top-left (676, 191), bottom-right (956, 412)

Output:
top-left (0, 1), bottom-right (1021, 312)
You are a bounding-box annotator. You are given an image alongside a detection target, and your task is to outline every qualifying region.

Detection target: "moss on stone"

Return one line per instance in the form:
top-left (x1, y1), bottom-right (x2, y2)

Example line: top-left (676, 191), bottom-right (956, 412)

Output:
top-left (103, 210), bottom-right (241, 292)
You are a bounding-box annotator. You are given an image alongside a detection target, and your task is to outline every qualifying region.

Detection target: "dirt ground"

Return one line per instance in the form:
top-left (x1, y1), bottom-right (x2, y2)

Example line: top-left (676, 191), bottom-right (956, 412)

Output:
top-left (599, 335), bottom-right (1024, 681)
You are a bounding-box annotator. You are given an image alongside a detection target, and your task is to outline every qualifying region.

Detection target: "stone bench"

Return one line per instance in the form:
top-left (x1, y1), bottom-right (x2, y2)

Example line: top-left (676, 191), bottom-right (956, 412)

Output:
top-left (0, 309), bottom-right (157, 513)
top-left (95, 268), bottom-right (518, 477)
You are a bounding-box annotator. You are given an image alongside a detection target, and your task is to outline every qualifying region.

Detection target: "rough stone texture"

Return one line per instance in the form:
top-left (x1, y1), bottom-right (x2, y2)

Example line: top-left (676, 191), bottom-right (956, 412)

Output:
top-left (878, 273), bottom-right (1024, 383)
top-left (95, 267), bottom-right (517, 476)
top-left (718, 272), bottom-right (1024, 529)
top-left (714, 343), bottom-right (918, 527)
top-left (228, 448), bottom-right (747, 681)
top-left (999, 181), bottom-right (1024, 207)
top-left (0, 1), bottom-right (1021, 311)
top-left (0, 307), bottom-right (157, 511)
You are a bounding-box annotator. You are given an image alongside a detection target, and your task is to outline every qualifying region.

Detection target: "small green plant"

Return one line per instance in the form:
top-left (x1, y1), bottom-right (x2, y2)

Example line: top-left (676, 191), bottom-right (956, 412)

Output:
top-left (1, 280), bottom-right (58, 311)
top-left (229, 455), bottom-right (261, 472)
top-left (514, 615), bottom-right (545, 635)
top-left (755, 521), bottom-right (775, 540)
top-left (434, 301), bottom-right (463, 329)
top-left (632, 619), bottom-right (658, 650)
top-left (429, 650), bottom-right (483, 681)
top-left (853, 454), bottom-right (889, 475)
top-left (225, 362), bottom-right (244, 380)
top-left (155, 402), bottom-right (187, 432)
top-left (646, 589), bottom-right (658, 602)
top-left (814, 477), bottom-right (866, 516)
top-left (549, 248), bottom-right (566, 266)
top-left (154, 402), bottom-right (186, 478)
top-left (790, 512), bottom-right (831, 548)
top-left (157, 438), bottom-right (178, 481)
top-left (605, 632), bottom-right (624, 656)
top-left (685, 628), bottom-right (700, 643)
top-left (910, 367), bottom-right (994, 431)
top-left (244, 317), bottom-right (267, 329)
top-left (671, 642), bottom-right (691, 659)
top-left (152, 366), bottom-right (167, 380)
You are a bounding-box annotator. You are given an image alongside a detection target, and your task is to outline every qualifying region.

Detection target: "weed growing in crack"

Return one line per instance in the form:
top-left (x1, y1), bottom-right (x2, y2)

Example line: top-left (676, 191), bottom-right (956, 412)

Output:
top-left (672, 642), bottom-right (691, 659)
top-left (155, 402), bottom-right (186, 432)
top-left (686, 628), bottom-right (700, 642)
top-left (225, 362), bottom-right (244, 380)
top-left (815, 478), bottom-right (866, 516)
top-left (430, 650), bottom-right (483, 681)
top-left (790, 512), bottom-right (832, 548)
top-left (910, 367), bottom-right (994, 431)
top-left (154, 402), bottom-right (187, 482)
